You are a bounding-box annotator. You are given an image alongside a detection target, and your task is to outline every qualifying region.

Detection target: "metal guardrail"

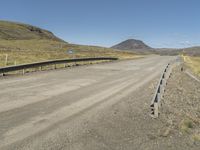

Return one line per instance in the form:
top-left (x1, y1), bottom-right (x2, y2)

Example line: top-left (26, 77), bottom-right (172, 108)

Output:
top-left (0, 57), bottom-right (118, 75)
top-left (150, 63), bottom-right (173, 118)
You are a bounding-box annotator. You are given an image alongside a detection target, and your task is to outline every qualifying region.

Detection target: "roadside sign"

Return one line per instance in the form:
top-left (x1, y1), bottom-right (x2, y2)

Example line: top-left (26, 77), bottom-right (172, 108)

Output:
top-left (67, 50), bottom-right (74, 54)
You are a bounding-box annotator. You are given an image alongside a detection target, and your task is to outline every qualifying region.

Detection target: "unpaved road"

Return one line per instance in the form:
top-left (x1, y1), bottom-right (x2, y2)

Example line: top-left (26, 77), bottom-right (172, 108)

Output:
top-left (0, 56), bottom-right (175, 150)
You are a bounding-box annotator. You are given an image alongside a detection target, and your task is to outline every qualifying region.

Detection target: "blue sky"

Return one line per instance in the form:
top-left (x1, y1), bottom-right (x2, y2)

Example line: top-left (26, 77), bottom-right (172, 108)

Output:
top-left (0, 0), bottom-right (200, 48)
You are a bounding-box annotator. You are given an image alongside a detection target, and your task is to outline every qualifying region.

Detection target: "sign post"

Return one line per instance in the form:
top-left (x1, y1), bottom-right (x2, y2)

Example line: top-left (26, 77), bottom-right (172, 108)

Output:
top-left (5, 54), bottom-right (8, 66)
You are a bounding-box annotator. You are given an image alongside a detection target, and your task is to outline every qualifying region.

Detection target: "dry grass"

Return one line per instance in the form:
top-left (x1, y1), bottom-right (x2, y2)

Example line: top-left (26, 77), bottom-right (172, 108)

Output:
top-left (0, 39), bottom-right (140, 67)
top-left (183, 55), bottom-right (200, 76)
top-left (0, 20), bottom-right (60, 40)
top-left (179, 119), bottom-right (194, 133)
top-left (192, 134), bottom-right (200, 142)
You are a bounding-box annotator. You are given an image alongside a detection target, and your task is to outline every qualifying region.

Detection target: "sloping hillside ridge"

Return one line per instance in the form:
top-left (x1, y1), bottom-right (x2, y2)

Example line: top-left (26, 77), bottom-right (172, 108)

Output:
top-left (0, 20), bottom-right (63, 41)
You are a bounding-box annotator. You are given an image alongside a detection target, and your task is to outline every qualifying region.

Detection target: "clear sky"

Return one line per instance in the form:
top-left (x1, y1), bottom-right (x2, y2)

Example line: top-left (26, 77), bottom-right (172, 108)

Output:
top-left (0, 0), bottom-right (200, 48)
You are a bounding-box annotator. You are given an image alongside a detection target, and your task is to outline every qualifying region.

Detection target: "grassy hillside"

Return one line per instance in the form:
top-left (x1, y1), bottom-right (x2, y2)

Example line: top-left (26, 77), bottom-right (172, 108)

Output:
top-left (0, 21), bottom-right (138, 67)
top-left (0, 20), bottom-right (63, 41)
top-left (183, 55), bottom-right (200, 76)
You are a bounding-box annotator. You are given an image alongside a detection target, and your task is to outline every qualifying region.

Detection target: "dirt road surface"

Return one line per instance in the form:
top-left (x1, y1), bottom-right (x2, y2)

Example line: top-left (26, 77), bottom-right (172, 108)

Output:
top-left (0, 56), bottom-right (175, 150)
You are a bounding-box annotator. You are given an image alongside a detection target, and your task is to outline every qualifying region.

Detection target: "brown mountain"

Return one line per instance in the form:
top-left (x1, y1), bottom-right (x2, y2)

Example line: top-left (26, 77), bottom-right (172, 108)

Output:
top-left (111, 39), bottom-right (152, 50)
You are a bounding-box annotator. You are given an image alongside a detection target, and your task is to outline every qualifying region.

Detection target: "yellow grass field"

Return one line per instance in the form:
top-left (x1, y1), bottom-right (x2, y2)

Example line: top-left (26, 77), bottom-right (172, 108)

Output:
top-left (183, 55), bottom-right (200, 76)
top-left (0, 39), bottom-right (140, 67)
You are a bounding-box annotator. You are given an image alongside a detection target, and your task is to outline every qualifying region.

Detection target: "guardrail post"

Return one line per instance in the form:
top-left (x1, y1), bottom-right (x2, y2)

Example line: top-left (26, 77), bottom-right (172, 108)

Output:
top-left (181, 67), bottom-right (184, 72)
top-left (157, 93), bottom-right (161, 102)
top-left (157, 86), bottom-right (161, 93)
top-left (169, 73), bottom-right (172, 78)
top-left (159, 84), bottom-right (163, 93)
top-left (154, 102), bottom-right (159, 118)
top-left (162, 73), bottom-right (165, 78)
top-left (162, 79), bottom-right (166, 86)
top-left (22, 69), bottom-right (25, 75)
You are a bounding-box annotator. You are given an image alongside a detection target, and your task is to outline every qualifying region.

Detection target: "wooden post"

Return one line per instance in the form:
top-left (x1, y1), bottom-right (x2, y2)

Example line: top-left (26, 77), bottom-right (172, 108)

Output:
top-left (5, 54), bottom-right (8, 66)
top-left (22, 69), bottom-right (25, 75)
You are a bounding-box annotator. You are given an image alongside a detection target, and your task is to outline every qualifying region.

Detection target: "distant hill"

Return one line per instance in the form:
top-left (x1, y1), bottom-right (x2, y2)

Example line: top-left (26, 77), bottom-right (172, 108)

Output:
top-left (155, 48), bottom-right (181, 56)
top-left (111, 39), bottom-right (200, 56)
top-left (0, 20), bottom-right (63, 41)
top-left (154, 47), bottom-right (200, 56)
top-left (112, 39), bottom-right (152, 50)
top-left (182, 47), bottom-right (200, 56)
top-left (155, 47), bottom-right (200, 56)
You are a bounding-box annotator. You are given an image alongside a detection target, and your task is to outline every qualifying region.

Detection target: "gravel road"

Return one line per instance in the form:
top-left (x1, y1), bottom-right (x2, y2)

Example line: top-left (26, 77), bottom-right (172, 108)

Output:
top-left (0, 56), bottom-right (175, 150)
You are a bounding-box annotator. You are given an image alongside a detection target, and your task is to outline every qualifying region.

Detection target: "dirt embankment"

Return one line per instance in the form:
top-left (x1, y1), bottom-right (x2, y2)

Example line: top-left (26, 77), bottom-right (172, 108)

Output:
top-left (159, 64), bottom-right (200, 149)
